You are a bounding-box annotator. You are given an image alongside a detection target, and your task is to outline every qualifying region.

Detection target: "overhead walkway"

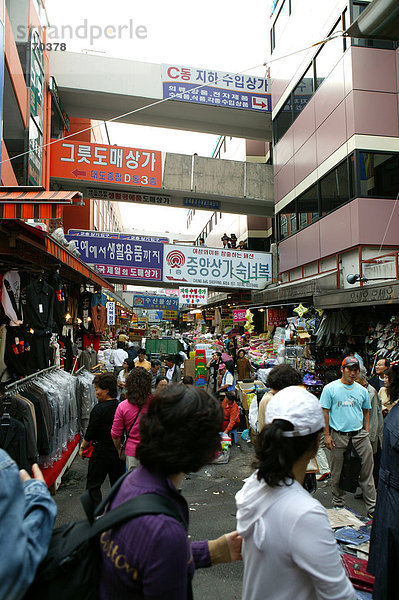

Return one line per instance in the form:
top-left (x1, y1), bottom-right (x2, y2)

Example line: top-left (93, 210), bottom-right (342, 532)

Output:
top-left (49, 52), bottom-right (272, 141)
top-left (51, 151), bottom-right (274, 217)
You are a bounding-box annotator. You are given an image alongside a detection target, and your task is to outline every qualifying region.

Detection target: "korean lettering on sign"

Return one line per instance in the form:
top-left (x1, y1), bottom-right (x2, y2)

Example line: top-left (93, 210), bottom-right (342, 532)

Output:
top-left (87, 188), bottom-right (171, 206)
top-left (179, 287), bottom-right (208, 306)
top-left (107, 302), bottom-right (115, 326)
top-left (183, 198), bottom-right (220, 210)
top-left (233, 309), bottom-right (247, 322)
top-left (65, 234), bottom-right (164, 283)
top-left (267, 308), bottom-right (288, 326)
top-left (133, 295), bottom-right (179, 311)
top-left (165, 245), bottom-right (272, 291)
top-left (68, 229), bottom-right (169, 244)
top-left (50, 140), bottom-right (162, 188)
top-left (162, 310), bottom-right (178, 320)
top-left (161, 64), bottom-right (271, 113)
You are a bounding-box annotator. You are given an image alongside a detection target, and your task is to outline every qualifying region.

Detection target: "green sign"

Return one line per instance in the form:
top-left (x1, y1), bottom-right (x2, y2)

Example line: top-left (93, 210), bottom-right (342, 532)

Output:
top-left (28, 29), bottom-right (44, 186)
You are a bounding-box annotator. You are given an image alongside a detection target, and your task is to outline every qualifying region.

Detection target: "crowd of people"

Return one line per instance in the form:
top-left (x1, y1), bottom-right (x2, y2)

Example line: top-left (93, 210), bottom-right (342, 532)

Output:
top-left (2, 339), bottom-right (399, 599)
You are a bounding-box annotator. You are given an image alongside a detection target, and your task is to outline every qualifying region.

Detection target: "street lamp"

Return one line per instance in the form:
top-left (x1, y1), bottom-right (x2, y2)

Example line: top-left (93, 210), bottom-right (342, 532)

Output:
top-left (346, 274), bottom-right (396, 285)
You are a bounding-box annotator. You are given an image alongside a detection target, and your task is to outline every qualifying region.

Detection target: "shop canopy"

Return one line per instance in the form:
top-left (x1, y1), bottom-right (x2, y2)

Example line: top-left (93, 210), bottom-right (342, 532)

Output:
top-left (0, 219), bottom-right (113, 291)
top-left (0, 188), bottom-right (83, 220)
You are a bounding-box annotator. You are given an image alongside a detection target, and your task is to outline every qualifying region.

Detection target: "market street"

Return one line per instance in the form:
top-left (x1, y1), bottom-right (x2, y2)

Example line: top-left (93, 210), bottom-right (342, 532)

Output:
top-left (54, 438), bottom-right (368, 599)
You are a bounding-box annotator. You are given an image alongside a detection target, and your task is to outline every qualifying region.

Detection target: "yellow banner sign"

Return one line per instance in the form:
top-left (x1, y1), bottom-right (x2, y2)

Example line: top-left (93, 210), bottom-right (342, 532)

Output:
top-left (163, 310), bottom-right (178, 320)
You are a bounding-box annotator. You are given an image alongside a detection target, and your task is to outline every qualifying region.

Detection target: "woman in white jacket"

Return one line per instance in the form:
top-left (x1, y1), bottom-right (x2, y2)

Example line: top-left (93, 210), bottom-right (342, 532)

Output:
top-left (236, 386), bottom-right (356, 600)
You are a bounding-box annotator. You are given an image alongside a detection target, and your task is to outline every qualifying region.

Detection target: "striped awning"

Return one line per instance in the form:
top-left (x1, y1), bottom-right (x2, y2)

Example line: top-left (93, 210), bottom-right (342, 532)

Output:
top-left (0, 188), bottom-right (83, 220)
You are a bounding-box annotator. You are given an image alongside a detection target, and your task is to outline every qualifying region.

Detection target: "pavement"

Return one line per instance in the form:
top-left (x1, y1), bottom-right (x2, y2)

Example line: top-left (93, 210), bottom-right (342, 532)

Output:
top-left (54, 440), bottom-right (369, 599)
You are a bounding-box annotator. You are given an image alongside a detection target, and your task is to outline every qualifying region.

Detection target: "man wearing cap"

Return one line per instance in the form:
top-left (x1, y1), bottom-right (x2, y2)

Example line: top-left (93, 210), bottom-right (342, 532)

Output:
top-left (321, 356), bottom-right (376, 514)
top-left (217, 363), bottom-right (235, 396)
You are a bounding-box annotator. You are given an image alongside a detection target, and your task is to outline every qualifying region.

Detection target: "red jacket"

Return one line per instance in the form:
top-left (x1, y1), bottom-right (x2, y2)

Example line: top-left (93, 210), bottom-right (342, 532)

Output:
top-left (222, 399), bottom-right (240, 433)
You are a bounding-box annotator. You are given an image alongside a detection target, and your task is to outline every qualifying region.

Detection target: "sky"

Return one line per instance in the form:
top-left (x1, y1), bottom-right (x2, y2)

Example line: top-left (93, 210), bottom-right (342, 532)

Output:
top-left (45, 0), bottom-right (269, 234)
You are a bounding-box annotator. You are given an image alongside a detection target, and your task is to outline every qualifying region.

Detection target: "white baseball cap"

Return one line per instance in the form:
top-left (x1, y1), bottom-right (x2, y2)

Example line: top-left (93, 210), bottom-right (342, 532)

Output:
top-left (265, 386), bottom-right (324, 437)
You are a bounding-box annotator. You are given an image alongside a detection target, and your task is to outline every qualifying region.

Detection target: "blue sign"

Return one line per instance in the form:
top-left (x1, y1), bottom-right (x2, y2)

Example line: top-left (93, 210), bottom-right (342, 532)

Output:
top-left (163, 82), bottom-right (271, 112)
top-left (65, 234), bottom-right (164, 282)
top-left (183, 198), bottom-right (220, 210)
top-left (133, 295), bottom-right (179, 311)
top-left (68, 229), bottom-right (168, 243)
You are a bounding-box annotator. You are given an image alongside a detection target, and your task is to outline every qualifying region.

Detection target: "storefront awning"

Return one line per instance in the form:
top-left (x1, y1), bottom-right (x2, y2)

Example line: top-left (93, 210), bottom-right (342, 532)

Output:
top-left (314, 280), bottom-right (399, 309)
top-left (106, 291), bottom-right (133, 312)
top-left (0, 219), bottom-right (114, 291)
top-left (252, 272), bottom-right (337, 306)
top-left (0, 188), bottom-right (83, 220)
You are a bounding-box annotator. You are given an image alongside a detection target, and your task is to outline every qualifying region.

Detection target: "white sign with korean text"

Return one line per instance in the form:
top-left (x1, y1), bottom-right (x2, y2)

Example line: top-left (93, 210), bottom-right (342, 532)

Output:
top-left (107, 302), bottom-right (115, 326)
top-left (164, 245), bottom-right (272, 290)
top-left (179, 287), bottom-right (208, 306)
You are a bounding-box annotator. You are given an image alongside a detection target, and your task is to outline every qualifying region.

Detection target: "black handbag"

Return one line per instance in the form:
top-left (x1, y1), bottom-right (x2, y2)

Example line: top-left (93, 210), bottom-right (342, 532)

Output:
top-left (119, 408), bottom-right (142, 461)
top-left (339, 438), bottom-right (362, 493)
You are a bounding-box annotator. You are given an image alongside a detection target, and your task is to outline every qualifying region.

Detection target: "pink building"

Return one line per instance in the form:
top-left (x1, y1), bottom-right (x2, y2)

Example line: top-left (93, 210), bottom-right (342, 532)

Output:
top-left (254, 0), bottom-right (399, 310)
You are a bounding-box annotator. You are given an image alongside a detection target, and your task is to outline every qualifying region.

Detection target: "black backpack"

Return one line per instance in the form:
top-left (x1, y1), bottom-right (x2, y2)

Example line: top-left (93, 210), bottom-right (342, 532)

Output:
top-left (24, 472), bottom-right (188, 600)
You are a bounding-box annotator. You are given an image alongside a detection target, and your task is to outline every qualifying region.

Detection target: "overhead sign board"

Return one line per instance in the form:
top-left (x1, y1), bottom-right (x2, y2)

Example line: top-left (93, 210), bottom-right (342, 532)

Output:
top-left (163, 310), bottom-right (178, 320)
top-left (179, 287), bottom-right (208, 306)
top-left (133, 294), bottom-right (179, 311)
top-left (68, 229), bottom-right (168, 243)
top-left (164, 245), bottom-right (272, 290)
top-left (65, 230), bottom-right (164, 282)
top-left (183, 197), bottom-right (220, 210)
top-left (50, 140), bottom-right (162, 187)
top-left (106, 302), bottom-right (115, 325)
top-left (162, 64), bottom-right (271, 112)
top-left (87, 188), bottom-right (171, 205)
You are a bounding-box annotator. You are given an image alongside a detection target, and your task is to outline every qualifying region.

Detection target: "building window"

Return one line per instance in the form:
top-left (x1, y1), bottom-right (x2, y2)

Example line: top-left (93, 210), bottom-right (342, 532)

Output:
top-left (359, 152), bottom-right (399, 198)
top-left (297, 184), bottom-right (319, 229)
top-left (315, 19), bottom-right (344, 89)
top-left (293, 64), bottom-right (314, 119)
top-left (279, 200), bottom-right (296, 239)
top-left (280, 214), bottom-right (288, 239)
top-left (271, 0), bottom-right (290, 53)
top-left (320, 159), bottom-right (350, 214)
top-left (274, 95), bottom-right (293, 143)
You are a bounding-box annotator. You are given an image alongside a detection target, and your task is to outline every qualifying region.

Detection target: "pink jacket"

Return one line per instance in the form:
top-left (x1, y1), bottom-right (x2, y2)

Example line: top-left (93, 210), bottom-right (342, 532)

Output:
top-left (111, 398), bottom-right (149, 457)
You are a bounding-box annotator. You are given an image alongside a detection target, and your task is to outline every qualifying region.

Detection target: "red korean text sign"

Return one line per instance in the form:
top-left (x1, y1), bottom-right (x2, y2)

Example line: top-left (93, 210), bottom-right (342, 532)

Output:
top-left (233, 309), bottom-right (247, 322)
top-left (267, 308), bottom-right (288, 326)
top-left (50, 140), bottom-right (162, 188)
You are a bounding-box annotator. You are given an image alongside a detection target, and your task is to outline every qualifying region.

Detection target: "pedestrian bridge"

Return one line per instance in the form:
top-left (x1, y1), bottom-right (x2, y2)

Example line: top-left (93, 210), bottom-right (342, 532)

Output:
top-left (51, 151), bottom-right (274, 217)
top-left (49, 52), bottom-right (272, 141)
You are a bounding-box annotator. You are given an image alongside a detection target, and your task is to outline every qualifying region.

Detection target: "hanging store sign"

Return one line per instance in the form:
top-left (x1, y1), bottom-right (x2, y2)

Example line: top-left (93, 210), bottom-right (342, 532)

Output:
top-left (163, 310), bottom-right (178, 320)
top-left (267, 308), bottom-right (288, 326)
top-left (106, 302), bottom-right (115, 325)
top-left (27, 28), bottom-right (45, 186)
top-left (179, 287), bottom-right (208, 306)
top-left (233, 308), bottom-right (247, 322)
top-left (183, 197), bottom-right (220, 210)
top-left (220, 318), bottom-right (233, 331)
top-left (65, 232), bottom-right (164, 282)
top-left (87, 188), bottom-right (171, 205)
top-left (133, 294), bottom-right (179, 311)
top-left (162, 64), bottom-right (271, 112)
top-left (50, 140), bottom-right (162, 187)
top-left (164, 245), bottom-right (272, 290)
top-left (182, 314), bottom-right (188, 321)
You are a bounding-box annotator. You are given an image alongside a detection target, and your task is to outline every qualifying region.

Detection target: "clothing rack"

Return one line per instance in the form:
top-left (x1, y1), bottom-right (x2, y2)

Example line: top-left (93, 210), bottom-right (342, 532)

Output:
top-left (4, 365), bottom-right (59, 391)
top-left (74, 366), bottom-right (87, 376)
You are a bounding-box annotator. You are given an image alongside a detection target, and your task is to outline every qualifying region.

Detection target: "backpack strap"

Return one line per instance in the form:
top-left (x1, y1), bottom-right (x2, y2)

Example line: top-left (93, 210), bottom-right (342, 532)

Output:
top-left (89, 493), bottom-right (186, 539)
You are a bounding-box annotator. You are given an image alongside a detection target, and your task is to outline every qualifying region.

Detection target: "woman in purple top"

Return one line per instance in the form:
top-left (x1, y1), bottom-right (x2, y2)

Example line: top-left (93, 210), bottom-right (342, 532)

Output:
top-left (111, 367), bottom-right (152, 472)
top-left (100, 386), bottom-right (242, 599)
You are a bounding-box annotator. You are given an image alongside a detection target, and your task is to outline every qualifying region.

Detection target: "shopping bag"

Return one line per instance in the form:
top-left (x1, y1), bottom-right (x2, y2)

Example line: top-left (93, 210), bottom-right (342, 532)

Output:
top-left (339, 438), bottom-right (362, 493)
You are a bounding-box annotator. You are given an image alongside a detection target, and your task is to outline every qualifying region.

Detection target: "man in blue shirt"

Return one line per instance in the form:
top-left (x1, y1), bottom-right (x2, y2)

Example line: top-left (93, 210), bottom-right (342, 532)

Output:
top-left (320, 356), bottom-right (376, 514)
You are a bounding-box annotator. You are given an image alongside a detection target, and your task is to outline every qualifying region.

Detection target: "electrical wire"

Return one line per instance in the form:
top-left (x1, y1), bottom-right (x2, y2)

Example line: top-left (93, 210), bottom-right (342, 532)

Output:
top-left (0, 30), bottom-right (348, 170)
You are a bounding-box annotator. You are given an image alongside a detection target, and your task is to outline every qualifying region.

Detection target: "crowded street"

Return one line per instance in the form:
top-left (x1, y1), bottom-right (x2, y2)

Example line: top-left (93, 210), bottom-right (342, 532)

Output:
top-left (1, 0), bottom-right (399, 599)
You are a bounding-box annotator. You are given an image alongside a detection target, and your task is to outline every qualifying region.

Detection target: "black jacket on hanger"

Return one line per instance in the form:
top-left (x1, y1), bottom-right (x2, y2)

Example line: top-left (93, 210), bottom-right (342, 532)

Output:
top-left (0, 416), bottom-right (30, 471)
top-left (50, 273), bottom-right (67, 333)
top-left (24, 279), bottom-right (55, 335)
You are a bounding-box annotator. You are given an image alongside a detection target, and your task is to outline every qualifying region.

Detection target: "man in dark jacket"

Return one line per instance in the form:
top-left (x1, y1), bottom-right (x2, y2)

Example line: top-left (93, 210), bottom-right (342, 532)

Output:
top-left (369, 358), bottom-right (390, 392)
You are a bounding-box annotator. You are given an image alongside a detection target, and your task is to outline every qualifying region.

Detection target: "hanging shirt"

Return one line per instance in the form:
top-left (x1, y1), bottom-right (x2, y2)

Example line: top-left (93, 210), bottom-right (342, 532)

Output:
top-left (24, 279), bottom-right (55, 335)
top-left (2, 271), bottom-right (23, 326)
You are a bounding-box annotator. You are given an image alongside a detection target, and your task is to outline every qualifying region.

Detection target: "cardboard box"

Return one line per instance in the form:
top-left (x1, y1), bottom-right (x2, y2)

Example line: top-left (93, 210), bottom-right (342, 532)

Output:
top-left (183, 358), bottom-right (195, 378)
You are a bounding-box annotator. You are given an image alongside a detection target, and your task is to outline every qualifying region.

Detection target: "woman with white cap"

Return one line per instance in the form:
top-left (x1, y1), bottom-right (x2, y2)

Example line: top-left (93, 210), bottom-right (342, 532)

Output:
top-left (236, 386), bottom-right (356, 600)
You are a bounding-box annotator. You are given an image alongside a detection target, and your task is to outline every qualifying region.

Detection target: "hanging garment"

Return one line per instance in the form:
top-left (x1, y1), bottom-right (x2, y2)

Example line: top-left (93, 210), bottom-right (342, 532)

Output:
top-left (6, 395), bottom-right (38, 461)
top-left (79, 292), bottom-right (92, 332)
top-left (30, 333), bottom-right (52, 372)
top-left (17, 390), bottom-right (50, 456)
top-left (78, 348), bottom-right (98, 371)
top-left (24, 278), bottom-right (55, 335)
top-left (0, 416), bottom-right (30, 471)
top-left (91, 291), bottom-right (107, 308)
top-left (4, 326), bottom-right (31, 377)
top-left (82, 333), bottom-right (101, 353)
top-left (91, 304), bottom-right (107, 335)
top-left (50, 274), bottom-right (67, 333)
top-left (0, 324), bottom-right (9, 381)
top-left (2, 270), bottom-right (23, 326)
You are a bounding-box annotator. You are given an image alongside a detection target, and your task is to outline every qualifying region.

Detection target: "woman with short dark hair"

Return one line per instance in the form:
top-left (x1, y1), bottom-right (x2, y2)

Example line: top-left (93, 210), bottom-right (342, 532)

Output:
top-left (379, 364), bottom-right (399, 415)
top-left (79, 372), bottom-right (125, 507)
top-left (236, 386), bottom-right (356, 600)
top-left (236, 349), bottom-right (254, 381)
top-left (111, 367), bottom-right (152, 471)
top-left (100, 386), bottom-right (242, 599)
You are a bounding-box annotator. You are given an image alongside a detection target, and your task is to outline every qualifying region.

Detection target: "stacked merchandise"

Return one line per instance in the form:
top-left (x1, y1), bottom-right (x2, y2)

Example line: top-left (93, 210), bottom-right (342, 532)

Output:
top-left (365, 317), bottom-right (399, 367)
top-left (326, 508), bottom-right (374, 598)
top-left (194, 349), bottom-right (207, 387)
top-left (246, 337), bottom-right (278, 370)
